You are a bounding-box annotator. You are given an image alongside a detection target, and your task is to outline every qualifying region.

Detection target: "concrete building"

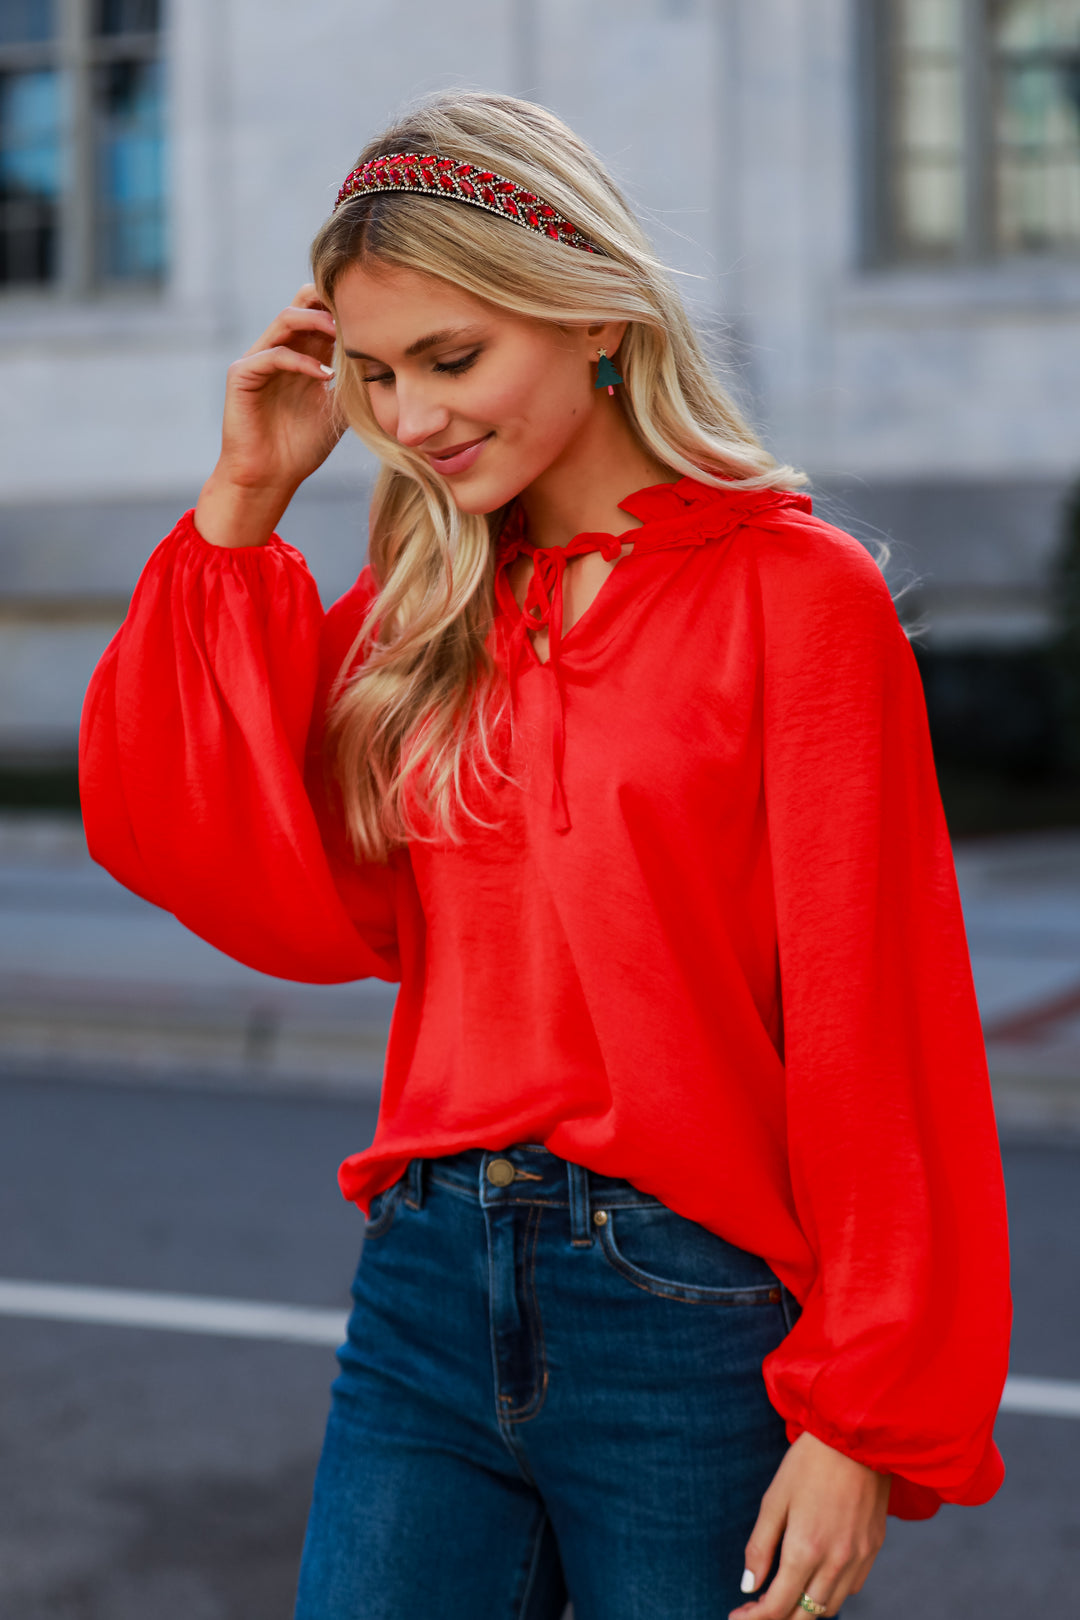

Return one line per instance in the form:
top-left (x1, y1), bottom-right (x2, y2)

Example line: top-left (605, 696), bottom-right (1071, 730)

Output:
top-left (1, 0), bottom-right (1078, 771)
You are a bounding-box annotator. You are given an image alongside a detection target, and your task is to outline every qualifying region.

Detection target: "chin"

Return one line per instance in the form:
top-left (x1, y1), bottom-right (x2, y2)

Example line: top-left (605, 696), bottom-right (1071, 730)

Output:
top-left (446, 473), bottom-right (530, 517)
top-left (446, 489), bottom-right (499, 517)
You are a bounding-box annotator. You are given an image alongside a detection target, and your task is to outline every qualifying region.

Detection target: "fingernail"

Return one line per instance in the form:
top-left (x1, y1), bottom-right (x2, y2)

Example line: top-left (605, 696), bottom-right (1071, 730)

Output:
top-left (740, 1569), bottom-right (757, 1593)
top-left (320, 364), bottom-right (334, 375)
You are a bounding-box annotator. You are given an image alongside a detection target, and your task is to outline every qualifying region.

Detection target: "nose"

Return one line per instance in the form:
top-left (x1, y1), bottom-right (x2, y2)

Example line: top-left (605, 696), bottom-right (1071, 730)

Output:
top-left (393, 379), bottom-right (451, 449)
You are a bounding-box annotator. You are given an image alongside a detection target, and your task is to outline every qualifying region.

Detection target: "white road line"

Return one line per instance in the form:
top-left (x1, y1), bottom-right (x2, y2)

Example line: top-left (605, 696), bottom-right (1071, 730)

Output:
top-left (1, 1279), bottom-right (1079, 1419)
top-left (0, 1278), bottom-right (345, 1346)
top-left (999, 1375), bottom-right (1080, 1419)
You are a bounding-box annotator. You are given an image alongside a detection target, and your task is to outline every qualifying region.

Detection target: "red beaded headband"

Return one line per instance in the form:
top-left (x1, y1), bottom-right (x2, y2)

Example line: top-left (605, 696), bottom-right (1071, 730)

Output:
top-left (333, 151), bottom-right (602, 255)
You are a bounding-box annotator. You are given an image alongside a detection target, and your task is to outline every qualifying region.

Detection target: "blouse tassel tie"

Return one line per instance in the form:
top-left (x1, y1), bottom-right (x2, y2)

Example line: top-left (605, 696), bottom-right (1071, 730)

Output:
top-left (497, 531), bottom-right (626, 835)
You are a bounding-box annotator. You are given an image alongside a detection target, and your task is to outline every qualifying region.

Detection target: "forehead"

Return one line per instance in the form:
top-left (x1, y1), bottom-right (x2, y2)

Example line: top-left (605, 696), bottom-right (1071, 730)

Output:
top-left (334, 261), bottom-right (495, 356)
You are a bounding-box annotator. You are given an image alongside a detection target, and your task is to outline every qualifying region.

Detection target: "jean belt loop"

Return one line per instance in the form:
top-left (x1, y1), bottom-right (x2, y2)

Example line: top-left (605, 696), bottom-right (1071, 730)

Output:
top-left (404, 1157), bottom-right (426, 1211)
top-left (567, 1160), bottom-right (593, 1247)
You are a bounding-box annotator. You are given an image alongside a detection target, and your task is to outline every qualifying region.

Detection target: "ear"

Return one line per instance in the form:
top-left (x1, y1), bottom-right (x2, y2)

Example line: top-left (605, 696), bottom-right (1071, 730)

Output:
top-left (583, 319), bottom-right (629, 359)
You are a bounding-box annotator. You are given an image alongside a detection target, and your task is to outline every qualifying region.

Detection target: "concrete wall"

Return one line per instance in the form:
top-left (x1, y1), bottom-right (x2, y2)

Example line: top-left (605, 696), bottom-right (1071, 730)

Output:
top-left (2, 0), bottom-right (1078, 760)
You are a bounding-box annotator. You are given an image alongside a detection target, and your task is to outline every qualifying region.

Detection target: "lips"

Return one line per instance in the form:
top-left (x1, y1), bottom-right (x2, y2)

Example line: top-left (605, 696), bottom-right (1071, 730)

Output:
top-left (423, 433), bottom-right (493, 476)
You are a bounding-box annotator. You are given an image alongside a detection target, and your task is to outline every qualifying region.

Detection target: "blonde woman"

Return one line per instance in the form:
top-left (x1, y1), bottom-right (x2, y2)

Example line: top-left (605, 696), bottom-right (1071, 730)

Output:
top-left (81, 92), bottom-right (1010, 1620)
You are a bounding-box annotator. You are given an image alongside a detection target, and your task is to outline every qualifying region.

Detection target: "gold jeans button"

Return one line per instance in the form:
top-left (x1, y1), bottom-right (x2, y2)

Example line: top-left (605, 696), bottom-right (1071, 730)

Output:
top-left (486, 1158), bottom-right (516, 1187)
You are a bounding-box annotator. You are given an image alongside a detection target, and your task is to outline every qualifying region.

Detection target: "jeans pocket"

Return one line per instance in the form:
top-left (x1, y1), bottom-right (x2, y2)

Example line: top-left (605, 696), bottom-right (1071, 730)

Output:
top-left (594, 1204), bottom-right (784, 1306)
top-left (362, 1176), bottom-right (407, 1240)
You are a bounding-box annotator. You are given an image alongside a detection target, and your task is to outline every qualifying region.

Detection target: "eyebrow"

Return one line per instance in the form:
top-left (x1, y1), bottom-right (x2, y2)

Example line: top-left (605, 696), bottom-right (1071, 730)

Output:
top-left (344, 326), bottom-right (480, 363)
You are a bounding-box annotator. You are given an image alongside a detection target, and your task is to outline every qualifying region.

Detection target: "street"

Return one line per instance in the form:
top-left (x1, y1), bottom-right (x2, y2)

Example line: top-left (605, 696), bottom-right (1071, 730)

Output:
top-left (0, 1076), bottom-right (377, 1620)
top-left (0, 1072), bottom-right (1076, 1618)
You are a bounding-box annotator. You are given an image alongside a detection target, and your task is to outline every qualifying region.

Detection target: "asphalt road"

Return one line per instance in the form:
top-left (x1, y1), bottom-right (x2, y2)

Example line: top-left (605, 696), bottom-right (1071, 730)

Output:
top-left (0, 1074), bottom-right (1076, 1619)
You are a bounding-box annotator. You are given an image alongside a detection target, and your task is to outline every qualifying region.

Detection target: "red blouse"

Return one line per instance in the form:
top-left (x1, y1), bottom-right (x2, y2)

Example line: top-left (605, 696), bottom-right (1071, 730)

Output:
top-left (79, 476), bottom-right (1010, 1520)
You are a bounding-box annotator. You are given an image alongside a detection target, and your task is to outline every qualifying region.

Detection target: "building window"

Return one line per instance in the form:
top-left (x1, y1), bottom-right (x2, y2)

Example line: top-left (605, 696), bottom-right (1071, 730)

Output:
top-left (0, 0), bottom-right (165, 294)
top-left (875, 0), bottom-right (1080, 261)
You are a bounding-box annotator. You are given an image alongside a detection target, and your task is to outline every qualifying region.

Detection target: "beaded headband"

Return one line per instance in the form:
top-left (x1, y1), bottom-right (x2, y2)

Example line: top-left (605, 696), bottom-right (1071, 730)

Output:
top-left (333, 151), bottom-right (602, 255)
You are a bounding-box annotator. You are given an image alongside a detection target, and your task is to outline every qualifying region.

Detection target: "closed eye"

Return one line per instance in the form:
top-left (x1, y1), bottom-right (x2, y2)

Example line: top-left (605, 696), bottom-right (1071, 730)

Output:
top-left (362, 348), bottom-right (481, 387)
top-left (434, 349), bottom-right (481, 375)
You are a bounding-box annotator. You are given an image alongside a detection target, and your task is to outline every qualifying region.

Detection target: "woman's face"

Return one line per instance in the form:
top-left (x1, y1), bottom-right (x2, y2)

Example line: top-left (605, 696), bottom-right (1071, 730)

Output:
top-left (333, 260), bottom-right (623, 515)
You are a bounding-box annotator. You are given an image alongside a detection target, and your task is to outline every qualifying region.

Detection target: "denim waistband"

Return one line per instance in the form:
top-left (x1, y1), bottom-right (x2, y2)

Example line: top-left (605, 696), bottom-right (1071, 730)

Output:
top-left (403, 1145), bottom-right (663, 1248)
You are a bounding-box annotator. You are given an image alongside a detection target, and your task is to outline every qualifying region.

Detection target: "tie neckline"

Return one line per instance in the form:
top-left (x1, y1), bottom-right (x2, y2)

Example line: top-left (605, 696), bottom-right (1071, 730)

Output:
top-left (491, 475), bottom-right (812, 833)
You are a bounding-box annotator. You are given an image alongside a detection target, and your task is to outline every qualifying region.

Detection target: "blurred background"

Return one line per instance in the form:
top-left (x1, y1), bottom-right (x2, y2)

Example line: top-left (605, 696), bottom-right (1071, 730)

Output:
top-left (0, 2), bottom-right (1078, 1617)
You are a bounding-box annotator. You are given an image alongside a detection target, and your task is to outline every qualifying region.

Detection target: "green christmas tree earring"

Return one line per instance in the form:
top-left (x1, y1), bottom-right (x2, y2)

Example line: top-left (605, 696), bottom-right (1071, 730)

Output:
top-left (595, 348), bottom-right (624, 396)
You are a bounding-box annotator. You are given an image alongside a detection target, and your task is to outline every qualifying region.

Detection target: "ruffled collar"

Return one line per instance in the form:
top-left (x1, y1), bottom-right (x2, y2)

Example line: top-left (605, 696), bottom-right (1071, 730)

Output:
top-left (496, 474), bottom-right (810, 565)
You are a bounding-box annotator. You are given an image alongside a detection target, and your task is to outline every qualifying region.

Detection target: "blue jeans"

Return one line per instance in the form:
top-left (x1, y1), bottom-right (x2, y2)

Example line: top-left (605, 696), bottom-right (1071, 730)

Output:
top-left (294, 1144), bottom-right (802, 1620)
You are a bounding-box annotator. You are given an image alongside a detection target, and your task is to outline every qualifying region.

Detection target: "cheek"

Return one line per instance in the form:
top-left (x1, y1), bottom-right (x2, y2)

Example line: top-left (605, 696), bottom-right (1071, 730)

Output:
top-left (367, 386), bottom-right (396, 435)
top-left (482, 350), bottom-right (590, 441)
top-left (465, 368), bottom-right (536, 428)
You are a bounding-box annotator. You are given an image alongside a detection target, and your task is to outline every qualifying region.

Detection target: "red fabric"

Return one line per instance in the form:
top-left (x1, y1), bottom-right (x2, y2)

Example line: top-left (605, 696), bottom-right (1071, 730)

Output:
top-left (80, 477), bottom-right (1010, 1519)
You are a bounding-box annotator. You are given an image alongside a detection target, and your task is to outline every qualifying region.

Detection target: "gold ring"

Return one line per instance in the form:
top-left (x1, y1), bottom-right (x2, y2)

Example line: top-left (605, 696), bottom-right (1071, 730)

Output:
top-left (798, 1596), bottom-right (828, 1617)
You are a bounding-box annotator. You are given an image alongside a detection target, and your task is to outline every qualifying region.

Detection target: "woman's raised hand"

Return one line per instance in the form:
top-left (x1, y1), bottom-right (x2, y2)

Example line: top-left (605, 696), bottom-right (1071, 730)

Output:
top-left (195, 284), bottom-right (345, 548)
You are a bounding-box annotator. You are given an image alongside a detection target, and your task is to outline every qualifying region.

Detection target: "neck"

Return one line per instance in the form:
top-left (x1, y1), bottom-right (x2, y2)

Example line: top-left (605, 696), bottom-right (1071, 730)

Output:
top-left (517, 396), bottom-right (677, 549)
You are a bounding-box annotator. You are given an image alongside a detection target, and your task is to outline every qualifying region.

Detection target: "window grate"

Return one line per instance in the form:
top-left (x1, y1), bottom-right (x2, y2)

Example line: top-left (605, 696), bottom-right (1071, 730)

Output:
top-left (875, 0), bottom-right (1080, 262)
top-left (0, 0), bottom-right (165, 295)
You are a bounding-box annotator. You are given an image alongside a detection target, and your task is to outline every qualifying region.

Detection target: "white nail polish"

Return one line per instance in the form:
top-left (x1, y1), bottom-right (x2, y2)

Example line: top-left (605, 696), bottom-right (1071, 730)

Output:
top-left (741, 1569), bottom-right (757, 1593)
top-left (320, 364), bottom-right (334, 375)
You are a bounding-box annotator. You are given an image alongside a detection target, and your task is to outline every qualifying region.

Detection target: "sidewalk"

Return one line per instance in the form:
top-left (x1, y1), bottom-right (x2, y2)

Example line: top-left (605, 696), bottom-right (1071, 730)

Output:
top-left (3, 814), bottom-right (1080, 1130)
top-left (955, 831), bottom-right (1080, 1133)
top-left (0, 815), bottom-right (395, 1096)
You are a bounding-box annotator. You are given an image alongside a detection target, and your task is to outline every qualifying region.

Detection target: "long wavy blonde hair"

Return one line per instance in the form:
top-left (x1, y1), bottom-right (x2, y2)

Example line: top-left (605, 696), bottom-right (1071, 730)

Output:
top-left (311, 90), bottom-right (805, 862)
